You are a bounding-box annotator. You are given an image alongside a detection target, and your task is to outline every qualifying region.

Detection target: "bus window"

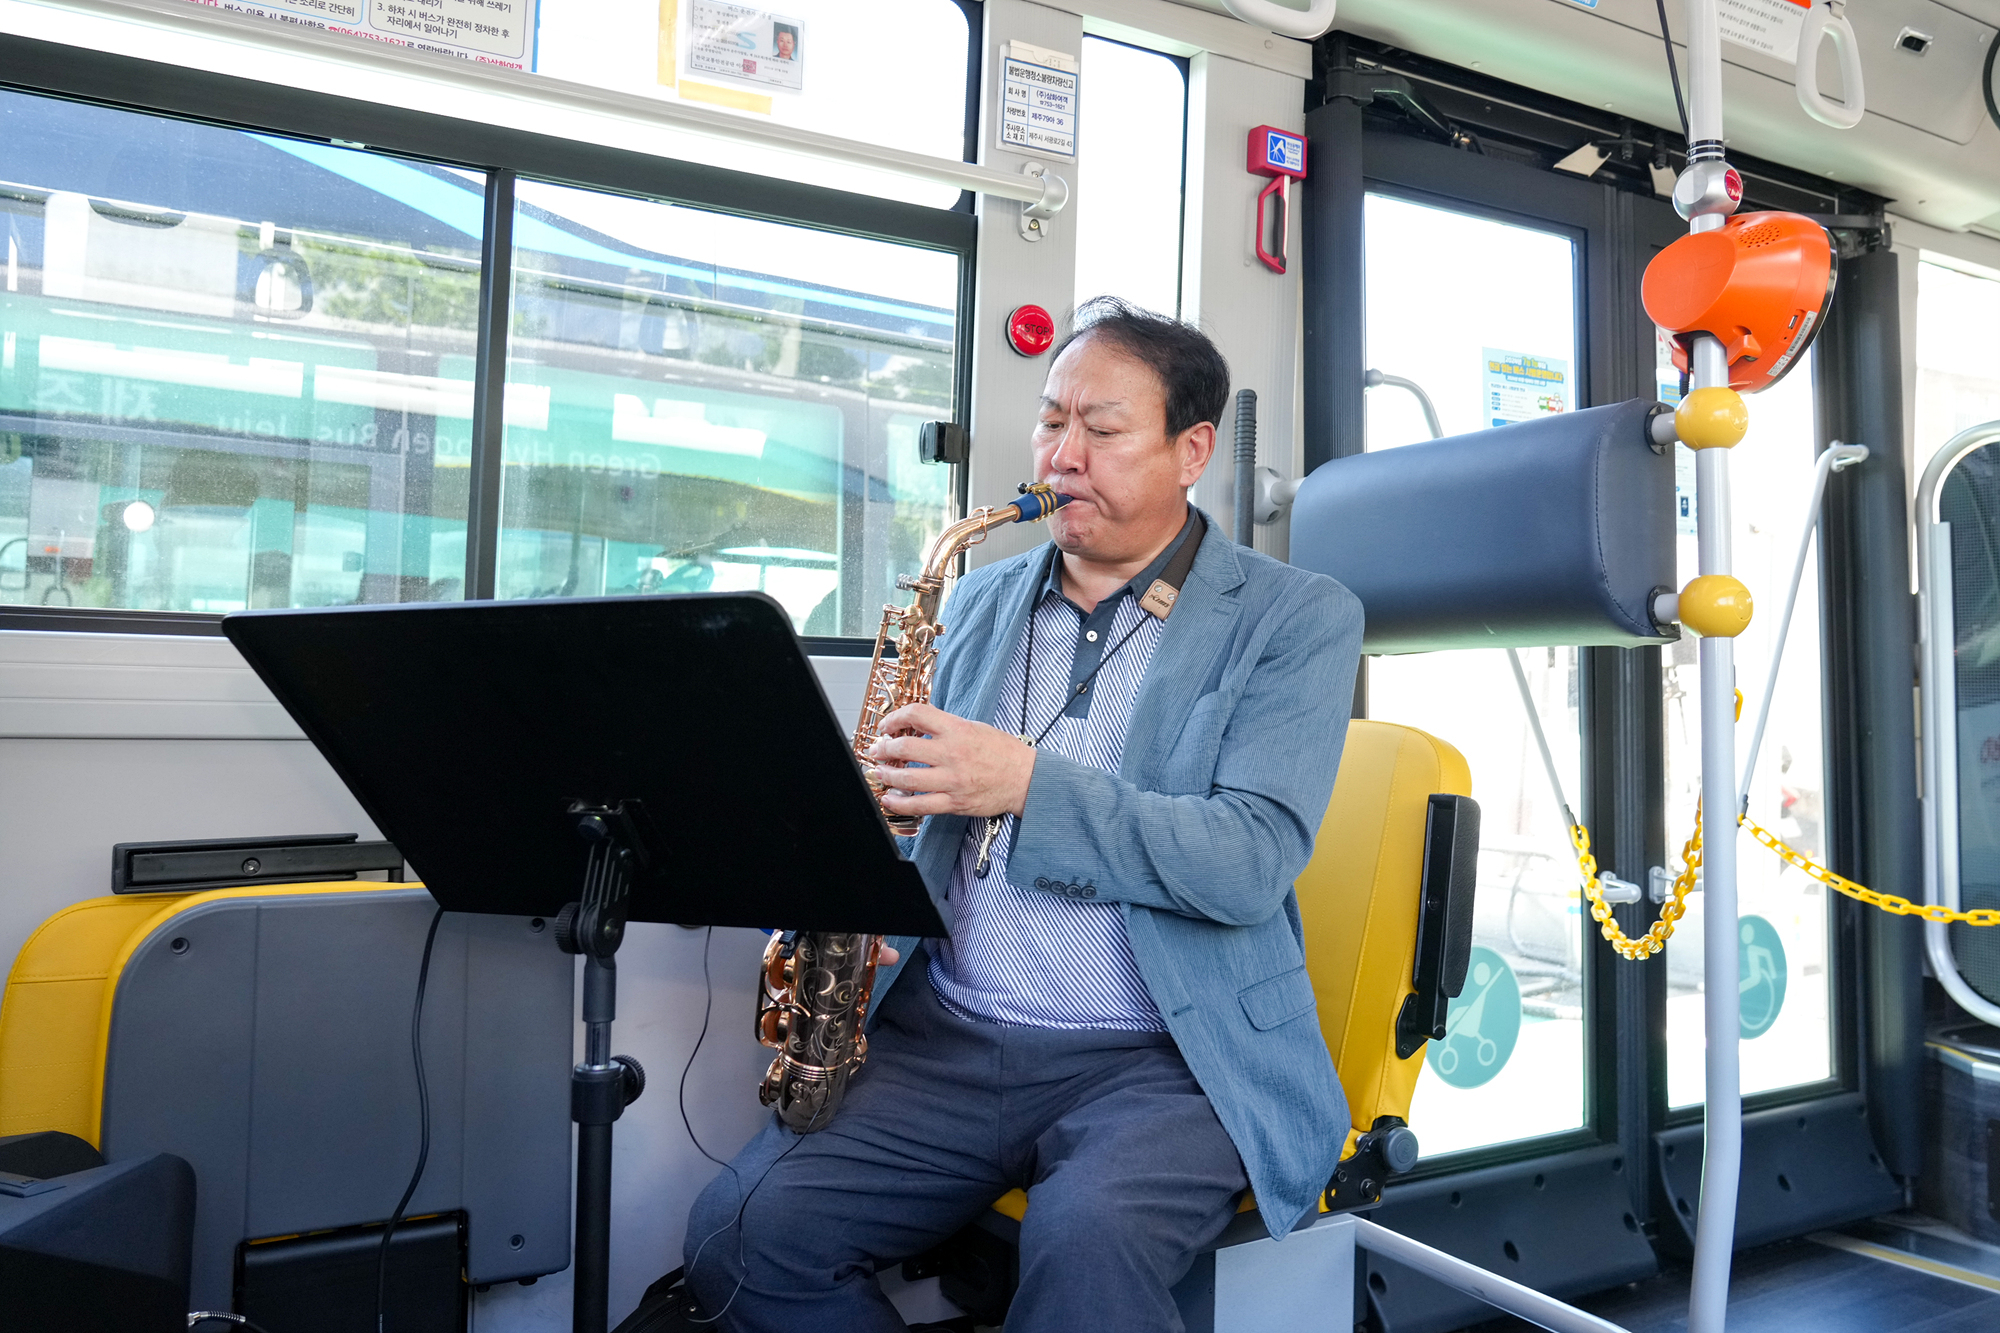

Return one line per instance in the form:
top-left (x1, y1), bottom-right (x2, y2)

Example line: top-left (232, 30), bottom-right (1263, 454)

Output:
top-left (1916, 258), bottom-right (2000, 476)
top-left (0, 89), bottom-right (483, 612)
top-left (536, 0), bottom-right (972, 209)
top-left (496, 180), bottom-right (959, 635)
top-left (1073, 37), bottom-right (1187, 318)
top-left (1360, 192), bottom-right (1588, 1157)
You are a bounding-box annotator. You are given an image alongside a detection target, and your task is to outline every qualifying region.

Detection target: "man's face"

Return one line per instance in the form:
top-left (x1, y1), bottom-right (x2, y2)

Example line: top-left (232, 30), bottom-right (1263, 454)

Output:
top-left (1033, 333), bottom-right (1213, 562)
top-left (775, 30), bottom-right (795, 58)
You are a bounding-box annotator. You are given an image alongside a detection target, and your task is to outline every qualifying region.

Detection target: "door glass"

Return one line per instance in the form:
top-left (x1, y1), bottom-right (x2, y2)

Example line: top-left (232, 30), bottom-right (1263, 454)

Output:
top-left (1662, 359), bottom-right (1831, 1105)
top-left (497, 180), bottom-right (959, 633)
top-left (0, 88), bottom-right (480, 611)
top-left (1360, 193), bottom-right (1588, 1156)
top-left (1942, 442), bottom-right (2000, 1007)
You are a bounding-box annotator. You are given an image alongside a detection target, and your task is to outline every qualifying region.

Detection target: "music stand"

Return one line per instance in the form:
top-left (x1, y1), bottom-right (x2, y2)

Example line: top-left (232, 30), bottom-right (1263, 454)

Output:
top-left (223, 593), bottom-right (944, 1333)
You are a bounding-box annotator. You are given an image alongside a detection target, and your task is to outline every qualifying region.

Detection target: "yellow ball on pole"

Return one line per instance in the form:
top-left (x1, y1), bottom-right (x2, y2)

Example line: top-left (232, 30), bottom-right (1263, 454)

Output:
top-left (1679, 574), bottom-right (1754, 637)
top-left (1675, 387), bottom-right (1749, 450)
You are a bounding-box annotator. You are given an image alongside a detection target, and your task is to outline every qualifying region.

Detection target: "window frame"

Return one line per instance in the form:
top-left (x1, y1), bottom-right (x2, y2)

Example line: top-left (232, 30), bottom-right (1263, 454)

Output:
top-left (0, 27), bottom-right (979, 641)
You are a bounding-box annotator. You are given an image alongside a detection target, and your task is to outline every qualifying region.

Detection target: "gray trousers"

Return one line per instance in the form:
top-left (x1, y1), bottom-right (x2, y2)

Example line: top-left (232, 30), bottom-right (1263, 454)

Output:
top-left (683, 956), bottom-right (1249, 1332)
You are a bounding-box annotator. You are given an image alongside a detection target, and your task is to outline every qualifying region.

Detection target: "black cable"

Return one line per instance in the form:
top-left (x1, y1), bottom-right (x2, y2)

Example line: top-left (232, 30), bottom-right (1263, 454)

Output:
top-left (685, 1115), bottom-right (816, 1326)
top-left (1654, 0), bottom-right (1692, 143)
top-left (680, 921), bottom-right (829, 1328)
top-left (678, 927), bottom-right (729, 1168)
top-left (376, 904), bottom-right (446, 1333)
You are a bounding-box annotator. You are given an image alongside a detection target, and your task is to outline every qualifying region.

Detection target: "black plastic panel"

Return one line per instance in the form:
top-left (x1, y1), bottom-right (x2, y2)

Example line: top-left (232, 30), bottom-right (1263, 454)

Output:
top-left (1652, 1091), bottom-right (1901, 1256)
top-left (0, 1153), bottom-right (194, 1333)
top-left (237, 1213), bottom-right (464, 1333)
top-left (1362, 1143), bottom-right (1655, 1333)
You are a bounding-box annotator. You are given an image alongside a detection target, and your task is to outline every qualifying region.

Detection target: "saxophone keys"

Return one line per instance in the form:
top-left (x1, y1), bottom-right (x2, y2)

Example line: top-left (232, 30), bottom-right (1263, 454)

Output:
top-left (762, 935), bottom-right (794, 990)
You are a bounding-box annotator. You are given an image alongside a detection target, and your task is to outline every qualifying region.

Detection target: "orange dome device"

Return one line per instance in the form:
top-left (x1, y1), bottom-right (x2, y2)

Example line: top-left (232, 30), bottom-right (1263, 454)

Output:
top-left (1641, 212), bottom-right (1836, 394)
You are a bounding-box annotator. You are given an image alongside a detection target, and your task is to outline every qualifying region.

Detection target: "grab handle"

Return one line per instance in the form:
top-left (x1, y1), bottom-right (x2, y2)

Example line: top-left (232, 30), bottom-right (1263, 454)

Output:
top-left (1220, 0), bottom-right (1337, 41)
top-left (1254, 176), bottom-right (1288, 274)
top-left (1796, 0), bottom-right (1865, 130)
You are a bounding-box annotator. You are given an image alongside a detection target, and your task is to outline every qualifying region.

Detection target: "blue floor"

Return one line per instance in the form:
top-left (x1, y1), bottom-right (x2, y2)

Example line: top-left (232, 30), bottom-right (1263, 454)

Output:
top-left (1462, 1216), bottom-right (2000, 1333)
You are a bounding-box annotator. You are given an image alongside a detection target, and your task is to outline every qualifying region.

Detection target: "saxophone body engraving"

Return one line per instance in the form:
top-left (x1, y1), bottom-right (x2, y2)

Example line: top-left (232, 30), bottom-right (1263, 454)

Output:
top-left (756, 483), bottom-right (1069, 1132)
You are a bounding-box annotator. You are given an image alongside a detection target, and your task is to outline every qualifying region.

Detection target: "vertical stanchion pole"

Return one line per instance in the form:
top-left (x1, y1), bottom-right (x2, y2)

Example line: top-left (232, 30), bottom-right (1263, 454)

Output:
top-left (1679, 1), bottom-right (1742, 1328)
top-left (1688, 381), bottom-right (1740, 1333)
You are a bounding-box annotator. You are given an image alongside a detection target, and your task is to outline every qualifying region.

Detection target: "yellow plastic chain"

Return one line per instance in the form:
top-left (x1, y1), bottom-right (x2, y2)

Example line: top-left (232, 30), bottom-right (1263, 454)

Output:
top-left (1576, 805), bottom-right (2000, 959)
top-left (1740, 815), bottom-right (2000, 926)
top-left (1576, 809), bottom-right (1703, 961)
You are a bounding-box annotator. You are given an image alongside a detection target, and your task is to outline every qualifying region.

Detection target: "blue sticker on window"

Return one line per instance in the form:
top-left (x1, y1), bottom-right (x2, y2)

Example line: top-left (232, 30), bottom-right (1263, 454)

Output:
top-left (1738, 914), bottom-right (1788, 1039)
top-left (1426, 946), bottom-right (1522, 1089)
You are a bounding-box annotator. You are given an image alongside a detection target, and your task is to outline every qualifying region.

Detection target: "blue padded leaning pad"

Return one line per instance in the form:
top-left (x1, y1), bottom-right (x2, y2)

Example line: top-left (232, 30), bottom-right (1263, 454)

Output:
top-left (1290, 399), bottom-right (1678, 654)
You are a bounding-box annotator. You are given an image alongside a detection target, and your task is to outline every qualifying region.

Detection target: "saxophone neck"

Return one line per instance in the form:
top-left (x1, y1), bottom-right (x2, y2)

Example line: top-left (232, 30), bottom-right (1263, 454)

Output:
top-left (918, 483), bottom-right (1068, 582)
top-left (918, 510), bottom-right (1009, 583)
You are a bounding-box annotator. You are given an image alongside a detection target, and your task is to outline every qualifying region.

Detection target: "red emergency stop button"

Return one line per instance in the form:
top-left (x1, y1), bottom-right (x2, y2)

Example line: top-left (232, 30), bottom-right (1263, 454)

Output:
top-left (1006, 304), bottom-right (1055, 357)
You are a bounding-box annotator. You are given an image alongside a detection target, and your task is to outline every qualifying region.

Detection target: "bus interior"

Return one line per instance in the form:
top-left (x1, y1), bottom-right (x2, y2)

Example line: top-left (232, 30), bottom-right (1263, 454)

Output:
top-left (2, 0), bottom-right (2000, 1330)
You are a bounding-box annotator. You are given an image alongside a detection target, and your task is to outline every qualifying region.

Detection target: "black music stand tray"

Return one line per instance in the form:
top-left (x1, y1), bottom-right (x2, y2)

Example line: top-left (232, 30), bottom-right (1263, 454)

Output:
top-left (223, 593), bottom-right (944, 1333)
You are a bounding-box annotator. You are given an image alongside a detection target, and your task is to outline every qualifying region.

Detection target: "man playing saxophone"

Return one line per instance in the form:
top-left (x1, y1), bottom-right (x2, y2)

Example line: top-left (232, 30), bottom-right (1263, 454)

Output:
top-left (685, 297), bottom-right (1364, 1331)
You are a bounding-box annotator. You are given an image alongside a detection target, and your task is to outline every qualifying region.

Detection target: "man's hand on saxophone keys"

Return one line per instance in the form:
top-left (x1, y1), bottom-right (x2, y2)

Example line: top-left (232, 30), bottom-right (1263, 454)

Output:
top-left (866, 701), bottom-right (1037, 821)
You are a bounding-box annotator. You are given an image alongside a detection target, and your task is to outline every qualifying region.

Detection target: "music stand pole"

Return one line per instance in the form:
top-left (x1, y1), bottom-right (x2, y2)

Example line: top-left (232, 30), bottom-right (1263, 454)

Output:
top-left (554, 803), bottom-right (651, 1333)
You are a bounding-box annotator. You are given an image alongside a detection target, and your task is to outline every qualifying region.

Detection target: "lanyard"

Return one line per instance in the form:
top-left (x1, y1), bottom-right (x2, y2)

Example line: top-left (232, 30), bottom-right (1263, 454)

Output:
top-left (973, 519), bottom-right (1205, 879)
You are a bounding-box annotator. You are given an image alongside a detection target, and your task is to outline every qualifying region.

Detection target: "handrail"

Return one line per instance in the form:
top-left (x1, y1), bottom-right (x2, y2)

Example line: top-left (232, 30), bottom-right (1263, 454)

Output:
top-left (1915, 421), bottom-right (2000, 1028)
top-left (1, 0), bottom-right (1070, 216)
top-left (1364, 368), bottom-right (1443, 441)
top-left (1738, 442), bottom-right (1868, 812)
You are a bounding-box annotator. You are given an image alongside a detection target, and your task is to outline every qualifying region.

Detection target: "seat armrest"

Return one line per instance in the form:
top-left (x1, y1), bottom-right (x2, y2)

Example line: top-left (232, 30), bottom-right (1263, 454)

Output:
top-left (1324, 1115), bottom-right (1422, 1213)
top-left (1395, 794), bottom-right (1480, 1059)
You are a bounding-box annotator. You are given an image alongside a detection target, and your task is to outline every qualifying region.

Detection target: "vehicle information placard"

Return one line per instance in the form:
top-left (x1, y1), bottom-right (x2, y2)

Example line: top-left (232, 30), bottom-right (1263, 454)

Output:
top-left (1000, 41), bottom-right (1078, 159)
top-left (188, 0), bottom-right (537, 68)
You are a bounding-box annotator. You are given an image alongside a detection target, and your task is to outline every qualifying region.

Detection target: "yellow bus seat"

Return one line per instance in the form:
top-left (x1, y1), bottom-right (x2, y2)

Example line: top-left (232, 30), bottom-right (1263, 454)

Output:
top-left (985, 719), bottom-right (1477, 1229)
top-left (0, 881), bottom-right (575, 1311)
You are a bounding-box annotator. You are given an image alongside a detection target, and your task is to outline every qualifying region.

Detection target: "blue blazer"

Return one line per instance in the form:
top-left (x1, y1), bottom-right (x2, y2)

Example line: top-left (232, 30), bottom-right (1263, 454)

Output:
top-left (869, 509), bottom-right (1364, 1238)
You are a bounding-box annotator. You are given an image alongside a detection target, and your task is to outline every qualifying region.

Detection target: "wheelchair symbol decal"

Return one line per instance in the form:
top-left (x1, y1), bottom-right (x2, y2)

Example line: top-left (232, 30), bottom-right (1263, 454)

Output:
top-left (1425, 945), bottom-right (1522, 1089)
top-left (1737, 914), bottom-right (1787, 1039)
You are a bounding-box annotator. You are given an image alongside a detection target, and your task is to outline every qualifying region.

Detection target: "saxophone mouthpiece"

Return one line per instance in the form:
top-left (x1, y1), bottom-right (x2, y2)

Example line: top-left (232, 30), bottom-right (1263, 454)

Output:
top-left (1009, 482), bottom-right (1071, 524)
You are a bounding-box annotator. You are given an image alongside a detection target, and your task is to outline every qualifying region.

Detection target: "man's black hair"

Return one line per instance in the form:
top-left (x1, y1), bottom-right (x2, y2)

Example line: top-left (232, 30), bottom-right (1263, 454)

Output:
top-left (1052, 296), bottom-right (1230, 438)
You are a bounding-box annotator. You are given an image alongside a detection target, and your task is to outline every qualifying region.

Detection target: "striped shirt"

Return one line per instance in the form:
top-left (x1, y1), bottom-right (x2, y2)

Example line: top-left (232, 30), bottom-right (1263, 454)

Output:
top-left (928, 513), bottom-right (1200, 1031)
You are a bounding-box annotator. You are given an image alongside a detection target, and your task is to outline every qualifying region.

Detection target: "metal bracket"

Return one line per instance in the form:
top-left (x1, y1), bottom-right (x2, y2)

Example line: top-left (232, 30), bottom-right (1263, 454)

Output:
top-left (1598, 873), bottom-right (1643, 905)
top-left (1253, 465), bottom-right (1302, 524)
top-left (1019, 161), bottom-right (1069, 243)
top-left (1650, 864), bottom-right (1702, 903)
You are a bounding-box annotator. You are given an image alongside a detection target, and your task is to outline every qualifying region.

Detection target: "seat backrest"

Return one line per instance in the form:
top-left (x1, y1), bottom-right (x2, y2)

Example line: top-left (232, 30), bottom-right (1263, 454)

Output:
top-left (0, 883), bottom-right (574, 1308)
top-left (0, 891), bottom-right (196, 1144)
top-left (0, 885), bottom-right (428, 1145)
top-left (1298, 719), bottom-right (1473, 1148)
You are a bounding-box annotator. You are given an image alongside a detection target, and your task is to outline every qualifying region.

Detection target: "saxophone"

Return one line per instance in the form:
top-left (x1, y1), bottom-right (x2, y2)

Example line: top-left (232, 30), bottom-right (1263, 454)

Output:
top-left (756, 482), bottom-right (1070, 1132)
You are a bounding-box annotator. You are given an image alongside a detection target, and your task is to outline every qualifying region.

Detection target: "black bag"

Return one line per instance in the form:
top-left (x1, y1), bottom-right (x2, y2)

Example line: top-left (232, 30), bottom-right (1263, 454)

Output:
top-left (610, 1265), bottom-right (976, 1332)
top-left (612, 1268), bottom-right (711, 1333)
